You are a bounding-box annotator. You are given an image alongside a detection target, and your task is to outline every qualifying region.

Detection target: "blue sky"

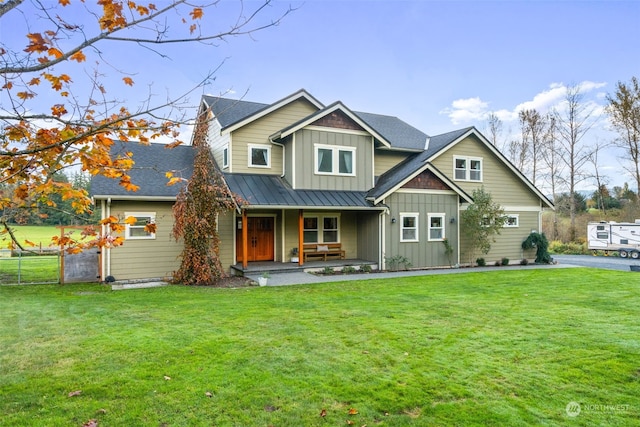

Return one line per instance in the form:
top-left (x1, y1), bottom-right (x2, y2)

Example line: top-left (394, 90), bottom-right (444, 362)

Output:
top-left (3, 0), bottom-right (640, 191)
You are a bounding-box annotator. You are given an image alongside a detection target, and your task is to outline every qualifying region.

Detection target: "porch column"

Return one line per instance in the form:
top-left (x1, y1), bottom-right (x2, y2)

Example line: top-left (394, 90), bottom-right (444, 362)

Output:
top-left (298, 209), bottom-right (304, 266)
top-left (242, 209), bottom-right (248, 269)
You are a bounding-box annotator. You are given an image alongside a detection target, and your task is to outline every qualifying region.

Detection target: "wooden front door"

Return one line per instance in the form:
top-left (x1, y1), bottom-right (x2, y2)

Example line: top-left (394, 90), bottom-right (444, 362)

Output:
top-left (237, 217), bottom-right (275, 262)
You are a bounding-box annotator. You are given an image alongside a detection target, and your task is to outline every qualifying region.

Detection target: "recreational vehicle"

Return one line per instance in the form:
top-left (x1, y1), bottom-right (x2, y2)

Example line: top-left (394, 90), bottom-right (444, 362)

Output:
top-left (587, 221), bottom-right (640, 258)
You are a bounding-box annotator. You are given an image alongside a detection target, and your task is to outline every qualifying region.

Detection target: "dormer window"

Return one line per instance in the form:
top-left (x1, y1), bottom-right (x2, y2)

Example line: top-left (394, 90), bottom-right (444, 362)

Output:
top-left (454, 156), bottom-right (482, 182)
top-left (249, 144), bottom-right (270, 168)
top-left (314, 144), bottom-right (356, 176)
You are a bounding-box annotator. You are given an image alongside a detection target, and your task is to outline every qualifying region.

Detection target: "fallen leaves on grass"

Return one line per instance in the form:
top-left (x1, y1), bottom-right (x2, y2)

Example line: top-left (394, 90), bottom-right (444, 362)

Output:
top-left (205, 391), bottom-right (213, 398)
top-left (348, 408), bottom-right (359, 415)
top-left (320, 408), bottom-right (327, 417)
top-left (163, 375), bottom-right (171, 381)
top-left (82, 419), bottom-right (98, 427)
top-left (68, 390), bottom-right (82, 397)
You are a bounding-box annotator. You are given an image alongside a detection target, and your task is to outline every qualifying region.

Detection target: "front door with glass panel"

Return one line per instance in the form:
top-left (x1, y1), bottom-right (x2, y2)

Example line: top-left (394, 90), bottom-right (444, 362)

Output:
top-left (236, 217), bottom-right (275, 262)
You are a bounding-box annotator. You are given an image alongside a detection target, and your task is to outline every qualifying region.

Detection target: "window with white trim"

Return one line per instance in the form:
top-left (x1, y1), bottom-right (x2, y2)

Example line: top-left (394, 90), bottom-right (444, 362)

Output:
top-left (125, 212), bottom-right (156, 240)
top-left (304, 215), bottom-right (340, 243)
top-left (454, 156), bottom-right (482, 182)
top-left (400, 213), bottom-right (419, 242)
top-left (315, 144), bottom-right (356, 176)
top-left (428, 213), bottom-right (446, 241)
top-left (504, 214), bottom-right (519, 228)
top-left (248, 144), bottom-right (270, 168)
top-left (222, 147), bottom-right (229, 168)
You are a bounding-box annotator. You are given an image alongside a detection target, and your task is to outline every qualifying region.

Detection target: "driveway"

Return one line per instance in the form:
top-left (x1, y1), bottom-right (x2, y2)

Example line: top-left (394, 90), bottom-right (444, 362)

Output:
top-left (553, 254), bottom-right (640, 272)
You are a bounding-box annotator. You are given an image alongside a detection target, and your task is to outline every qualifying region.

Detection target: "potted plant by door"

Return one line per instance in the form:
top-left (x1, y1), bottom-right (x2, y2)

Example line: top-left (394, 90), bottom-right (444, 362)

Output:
top-left (258, 272), bottom-right (270, 286)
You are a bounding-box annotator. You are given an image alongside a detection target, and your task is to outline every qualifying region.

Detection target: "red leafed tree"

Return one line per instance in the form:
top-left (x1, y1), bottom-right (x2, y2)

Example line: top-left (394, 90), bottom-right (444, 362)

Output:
top-left (0, 0), bottom-right (291, 253)
top-left (171, 112), bottom-right (239, 286)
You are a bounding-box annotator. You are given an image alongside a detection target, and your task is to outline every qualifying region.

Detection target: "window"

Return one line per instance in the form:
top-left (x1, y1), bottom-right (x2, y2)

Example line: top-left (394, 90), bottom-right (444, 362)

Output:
top-left (125, 212), bottom-right (156, 240)
top-left (249, 144), bottom-right (270, 168)
top-left (303, 217), bottom-right (318, 243)
top-left (303, 215), bottom-right (340, 243)
top-left (400, 213), bottom-right (419, 242)
top-left (504, 214), bottom-right (519, 228)
top-left (428, 213), bottom-right (445, 241)
top-left (222, 147), bottom-right (229, 168)
top-left (453, 156), bottom-right (482, 182)
top-left (315, 144), bottom-right (356, 176)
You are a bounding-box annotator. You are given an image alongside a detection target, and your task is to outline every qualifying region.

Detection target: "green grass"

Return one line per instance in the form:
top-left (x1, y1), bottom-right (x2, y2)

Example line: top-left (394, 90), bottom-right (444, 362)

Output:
top-left (1, 225), bottom-right (62, 248)
top-left (1, 268), bottom-right (639, 426)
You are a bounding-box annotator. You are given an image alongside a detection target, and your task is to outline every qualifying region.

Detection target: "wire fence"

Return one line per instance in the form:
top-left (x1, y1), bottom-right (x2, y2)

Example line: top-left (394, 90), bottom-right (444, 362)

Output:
top-left (0, 250), bottom-right (61, 285)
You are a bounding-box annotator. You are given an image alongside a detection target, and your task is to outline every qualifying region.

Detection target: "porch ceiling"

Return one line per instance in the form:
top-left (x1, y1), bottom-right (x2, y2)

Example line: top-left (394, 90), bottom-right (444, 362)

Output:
top-left (224, 173), bottom-right (383, 210)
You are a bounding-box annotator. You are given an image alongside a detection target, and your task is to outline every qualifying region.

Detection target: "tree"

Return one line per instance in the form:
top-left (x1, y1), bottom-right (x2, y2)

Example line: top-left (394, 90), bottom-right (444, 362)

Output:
top-left (539, 114), bottom-right (562, 240)
top-left (171, 113), bottom-right (238, 286)
top-left (518, 109), bottom-right (547, 187)
top-left (0, 0), bottom-right (291, 252)
top-left (460, 188), bottom-right (506, 265)
top-left (554, 84), bottom-right (599, 241)
top-left (485, 111), bottom-right (503, 147)
top-left (607, 76), bottom-right (640, 194)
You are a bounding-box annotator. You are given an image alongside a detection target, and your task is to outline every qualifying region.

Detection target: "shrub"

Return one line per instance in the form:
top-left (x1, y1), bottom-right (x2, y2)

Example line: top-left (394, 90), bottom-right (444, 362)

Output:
top-left (520, 258), bottom-right (529, 265)
top-left (359, 264), bottom-right (372, 273)
top-left (476, 257), bottom-right (486, 267)
top-left (501, 257), bottom-right (509, 266)
top-left (548, 240), bottom-right (588, 255)
top-left (385, 255), bottom-right (412, 271)
top-left (494, 260), bottom-right (501, 267)
top-left (342, 265), bottom-right (357, 274)
top-left (321, 266), bottom-right (335, 275)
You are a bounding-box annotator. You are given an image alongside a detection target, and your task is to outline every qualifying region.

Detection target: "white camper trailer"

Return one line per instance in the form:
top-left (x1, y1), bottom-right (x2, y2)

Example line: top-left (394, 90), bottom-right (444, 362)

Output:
top-left (587, 220), bottom-right (640, 258)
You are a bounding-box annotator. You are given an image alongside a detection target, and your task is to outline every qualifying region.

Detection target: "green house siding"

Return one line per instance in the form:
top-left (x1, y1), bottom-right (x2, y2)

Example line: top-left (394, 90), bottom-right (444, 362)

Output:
top-left (356, 212), bottom-right (380, 263)
top-left (431, 135), bottom-right (540, 206)
top-left (293, 129), bottom-right (374, 191)
top-left (107, 201), bottom-right (182, 281)
top-left (459, 210), bottom-right (539, 264)
top-left (375, 151), bottom-right (411, 177)
top-left (384, 192), bottom-right (459, 269)
top-left (230, 99), bottom-right (318, 175)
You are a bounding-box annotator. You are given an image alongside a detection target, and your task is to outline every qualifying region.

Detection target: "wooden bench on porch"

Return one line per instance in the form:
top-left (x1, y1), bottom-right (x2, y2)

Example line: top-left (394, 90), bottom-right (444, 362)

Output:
top-left (303, 243), bottom-right (345, 262)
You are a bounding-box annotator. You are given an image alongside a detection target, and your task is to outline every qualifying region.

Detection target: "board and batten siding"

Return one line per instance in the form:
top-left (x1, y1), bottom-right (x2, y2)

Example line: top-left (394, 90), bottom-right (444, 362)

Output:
top-left (459, 210), bottom-right (539, 264)
top-left (231, 99), bottom-right (318, 174)
top-left (107, 201), bottom-right (182, 281)
top-left (293, 129), bottom-right (374, 191)
top-left (431, 135), bottom-right (541, 206)
top-left (356, 212), bottom-right (380, 263)
top-left (374, 151), bottom-right (411, 177)
top-left (384, 191), bottom-right (459, 269)
top-left (217, 211), bottom-right (235, 270)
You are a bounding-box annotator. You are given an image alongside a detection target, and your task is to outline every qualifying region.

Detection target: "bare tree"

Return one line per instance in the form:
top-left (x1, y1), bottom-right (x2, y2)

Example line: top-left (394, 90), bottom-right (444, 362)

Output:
top-left (588, 142), bottom-right (611, 216)
top-left (518, 109), bottom-right (547, 187)
top-left (539, 115), bottom-right (562, 239)
top-left (554, 84), bottom-right (599, 241)
top-left (485, 112), bottom-right (503, 147)
top-left (606, 76), bottom-right (640, 194)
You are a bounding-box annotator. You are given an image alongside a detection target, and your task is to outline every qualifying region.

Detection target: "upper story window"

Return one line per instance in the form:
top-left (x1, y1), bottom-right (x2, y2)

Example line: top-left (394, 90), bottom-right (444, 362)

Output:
top-left (125, 212), bottom-right (156, 240)
top-left (315, 144), bottom-right (356, 176)
top-left (222, 147), bottom-right (229, 168)
top-left (428, 213), bottom-right (446, 241)
top-left (249, 144), bottom-right (270, 168)
top-left (400, 213), bottom-right (419, 242)
top-left (454, 156), bottom-right (482, 182)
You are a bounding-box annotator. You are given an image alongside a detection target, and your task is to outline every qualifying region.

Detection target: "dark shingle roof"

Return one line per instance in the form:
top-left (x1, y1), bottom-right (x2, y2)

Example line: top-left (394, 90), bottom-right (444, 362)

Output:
top-left (367, 127), bottom-right (474, 200)
top-left (224, 173), bottom-right (379, 209)
top-left (202, 96), bottom-right (268, 129)
top-left (90, 142), bottom-right (196, 198)
top-left (354, 111), bottom-right (429, 151)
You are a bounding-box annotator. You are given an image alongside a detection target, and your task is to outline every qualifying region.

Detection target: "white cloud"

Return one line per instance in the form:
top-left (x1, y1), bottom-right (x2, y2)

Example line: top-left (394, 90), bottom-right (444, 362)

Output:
top-left (441, 80), bottom-right (608, 127)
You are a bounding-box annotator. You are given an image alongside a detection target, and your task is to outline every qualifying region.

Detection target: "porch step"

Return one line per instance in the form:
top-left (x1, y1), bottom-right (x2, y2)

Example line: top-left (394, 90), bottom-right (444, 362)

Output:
top-left (231, 259), bottom-right (376, 277)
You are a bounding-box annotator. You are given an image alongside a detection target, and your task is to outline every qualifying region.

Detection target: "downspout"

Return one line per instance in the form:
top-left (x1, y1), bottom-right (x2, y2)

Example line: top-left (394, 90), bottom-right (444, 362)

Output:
top-left (105, 198), bottom-right (112, 279)
top-left (380, 205), bottom-right (388, 270)
top-left (269, 137), bottom-right (286, 178)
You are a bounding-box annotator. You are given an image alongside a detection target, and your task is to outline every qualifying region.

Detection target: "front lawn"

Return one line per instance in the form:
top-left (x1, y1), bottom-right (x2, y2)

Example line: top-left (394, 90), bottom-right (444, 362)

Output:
top-left (1, 268), bottom-right (638, 426)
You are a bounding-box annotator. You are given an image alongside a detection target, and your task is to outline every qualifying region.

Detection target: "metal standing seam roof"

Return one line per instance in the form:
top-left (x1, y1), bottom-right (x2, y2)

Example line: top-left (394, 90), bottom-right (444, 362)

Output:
top-left (223, 173), bottom-right (380, 209)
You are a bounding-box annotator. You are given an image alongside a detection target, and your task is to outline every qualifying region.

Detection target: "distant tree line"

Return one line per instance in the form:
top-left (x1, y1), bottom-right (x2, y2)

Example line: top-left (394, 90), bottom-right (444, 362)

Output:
top-left (0, 172), bottom-right (96, 226)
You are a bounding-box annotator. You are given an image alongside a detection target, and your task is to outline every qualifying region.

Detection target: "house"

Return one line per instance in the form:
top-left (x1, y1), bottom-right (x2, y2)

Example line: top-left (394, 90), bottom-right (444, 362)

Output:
top-left (91, 89), bottom-right (553, 282)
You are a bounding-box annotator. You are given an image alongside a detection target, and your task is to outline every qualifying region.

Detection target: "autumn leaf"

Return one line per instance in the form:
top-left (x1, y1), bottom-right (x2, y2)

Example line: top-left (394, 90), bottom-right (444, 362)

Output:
top-left (122, 77), bottom-right (134, 86)
top-left (124, 216), bottom-right (137, 225)
top-left (163, 375), bottom-right (171, 380)
top-left (348, 408), bottom-right (359, 415)
top-left (144, 223), bottom-right (157, 234)
top-left (59, 0), bottom-right (71, 5)
top-left (48, 47), bottom-right (64, 58)
top-left (70, 50), bottom-right (86, 62)
top-left (190, 7), bottom-right (203, 19)
top-left (68, 390), bottom-right (82, 397)
top-left (320, 409), bottom-right (327, 418)
top-left (82, 419), bottom-right (98, 427)
top-left (205, 391), bottom-right (213, 398)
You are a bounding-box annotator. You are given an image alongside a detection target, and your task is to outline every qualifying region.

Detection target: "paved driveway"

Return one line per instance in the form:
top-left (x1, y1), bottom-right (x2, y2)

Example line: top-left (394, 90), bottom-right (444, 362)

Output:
top-left (553, 254), bottom-right (640, 272)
